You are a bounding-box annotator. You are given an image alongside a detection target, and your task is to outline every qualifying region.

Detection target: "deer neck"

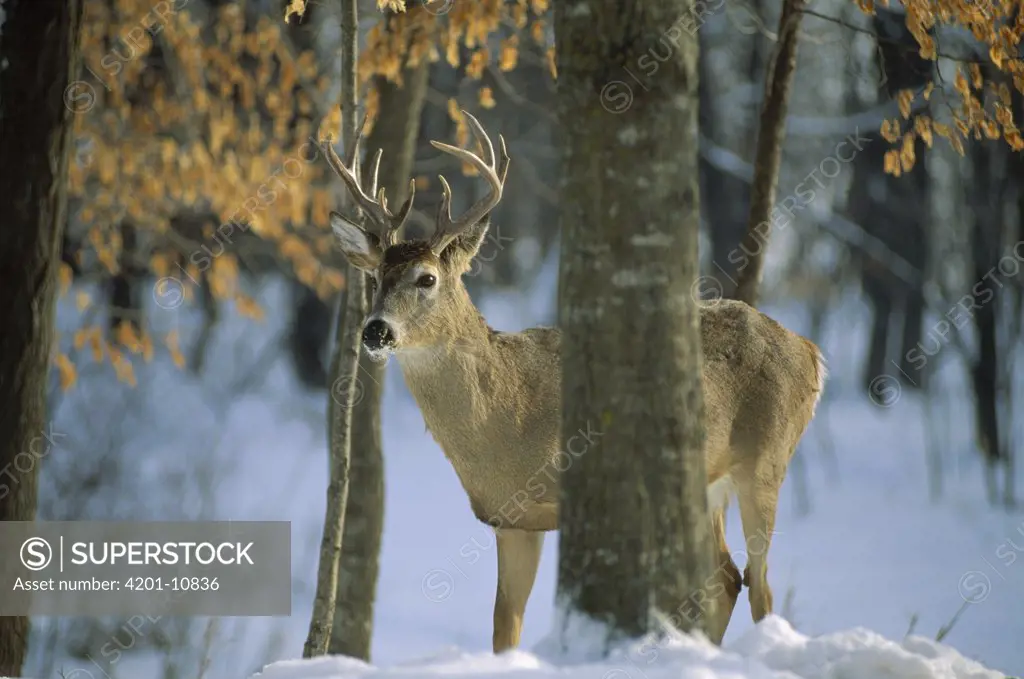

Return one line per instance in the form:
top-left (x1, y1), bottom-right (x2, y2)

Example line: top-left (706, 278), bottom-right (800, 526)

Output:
top-left (395, 284), bottom-right (495, 407)
top-left (394, 284), bottom-right (499, 472)
top-left (395, 285), bottom-right (514, 511)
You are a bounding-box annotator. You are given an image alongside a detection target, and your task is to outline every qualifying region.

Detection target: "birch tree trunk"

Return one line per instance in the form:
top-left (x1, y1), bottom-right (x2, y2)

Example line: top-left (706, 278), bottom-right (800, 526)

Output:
top-left (329, 9), bottom-right (431, 658)
top-left (0, 0), bottom-right (84, 673)
top-left (554, 0), bottom-right (714, 646)
top-left (730, 0), bottom-right (806, 307)
top-left (304, 0), bottom-right (362, 657)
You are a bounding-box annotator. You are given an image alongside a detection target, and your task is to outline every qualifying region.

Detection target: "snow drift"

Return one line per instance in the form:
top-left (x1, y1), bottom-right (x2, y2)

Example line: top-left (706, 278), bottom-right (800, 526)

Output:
top-left (248, 616), bottom-right (1007, 679)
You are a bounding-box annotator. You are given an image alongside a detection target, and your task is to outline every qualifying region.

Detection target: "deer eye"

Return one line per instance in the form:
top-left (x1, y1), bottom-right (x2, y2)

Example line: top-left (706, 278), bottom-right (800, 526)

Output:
top-left (416, 273), bottom-right (437, 288)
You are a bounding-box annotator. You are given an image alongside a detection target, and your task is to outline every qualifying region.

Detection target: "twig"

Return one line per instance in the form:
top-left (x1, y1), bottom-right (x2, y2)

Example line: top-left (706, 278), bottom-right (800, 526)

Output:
top-left (798, 8), bottom-right (1023, 65)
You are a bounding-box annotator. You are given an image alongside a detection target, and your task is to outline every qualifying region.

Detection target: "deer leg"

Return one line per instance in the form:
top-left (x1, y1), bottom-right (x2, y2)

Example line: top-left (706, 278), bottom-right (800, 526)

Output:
top-left (493, 528), bottom-right (544, 653)
top-left (736, 478), bottom-right (781, 622)
top-left (705, 507), bottom-right (742, 644)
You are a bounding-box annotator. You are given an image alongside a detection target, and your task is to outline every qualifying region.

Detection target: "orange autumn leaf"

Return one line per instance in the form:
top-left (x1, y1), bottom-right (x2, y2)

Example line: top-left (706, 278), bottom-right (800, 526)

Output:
top-left (317, 104), bottom-right (342, 143)
top-left (166, 330), bottom-right (186, 369)
top-left (914, 116), bottom-right (934, 147)
top-left (89, 328), bottom-right (105, 363)
top-left (59, 263), bottom-right (73, 297)
top-left (236, 295), bottom-right (265, 321)
top-left (969, 63), bottom-right (983, 89)
top-left (899, 132), bottom-right (916, 172)
top-left (109, 347), bottom-right (137, 387)
top-left (883, 149), bottom-right (902, 176)
top-left (499, 35), bottom-right (519, 72)
top-left (55, 353), bottom-right (77, 392)
top-left (530, 19), bottom-right (545, 45)
top-left (116, 322), bottom-right (144, 354)
top-left (73, 328), bottom-right (89, 351)
top-left (283, 0), bottom-right (307, 23)
top-left (852, 0), bottom-right (1024, 161)
top-left (149, 253), bottom-right (171, 277)
top-left (897, 89), bottom-right (915, 119)
top-left (479, 86), bottom-right (496, 109)
top-left (880, 118), bottom-right (900, 143)
top-left (466, 50), bottom-right (489, 80)
top-left (141, 331), bottom-right (155, 363)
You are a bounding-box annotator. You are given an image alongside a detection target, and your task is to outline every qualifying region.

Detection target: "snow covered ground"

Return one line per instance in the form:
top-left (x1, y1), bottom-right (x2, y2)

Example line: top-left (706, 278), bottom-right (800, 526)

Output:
top-left (250, 615), bottom-right (1007, 678)
top-left (30, 256), bottom-right (1024, 679)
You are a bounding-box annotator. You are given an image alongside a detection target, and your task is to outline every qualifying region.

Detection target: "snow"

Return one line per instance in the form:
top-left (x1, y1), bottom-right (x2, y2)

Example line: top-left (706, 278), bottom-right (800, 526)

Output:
top-left (28, 255), bottom-right (1024, 678)
top-left (248, 616), bottom-right (1004, 678)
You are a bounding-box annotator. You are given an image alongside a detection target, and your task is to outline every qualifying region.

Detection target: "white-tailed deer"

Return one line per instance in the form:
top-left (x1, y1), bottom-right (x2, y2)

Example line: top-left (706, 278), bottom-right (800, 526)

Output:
top-left (323, 113), bottom-right (826, 652)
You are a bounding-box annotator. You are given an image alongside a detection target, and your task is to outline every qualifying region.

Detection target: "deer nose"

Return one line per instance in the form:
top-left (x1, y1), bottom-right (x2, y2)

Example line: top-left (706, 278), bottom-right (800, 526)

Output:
top-left (362, 319), bottom-right (396, 351)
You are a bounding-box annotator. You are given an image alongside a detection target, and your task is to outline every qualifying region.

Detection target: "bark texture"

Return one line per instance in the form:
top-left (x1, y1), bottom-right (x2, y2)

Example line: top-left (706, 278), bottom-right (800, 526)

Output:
top-left (554, 0), bottom-right (714, 643)
top-left (304, 0), bottom-right (362, 657)
top-left (730, 0), bottom-right (805, 307)
top-left (0, 0), bottom-right (84, 673)
top-left (329, 14), bottom-right (431, 658)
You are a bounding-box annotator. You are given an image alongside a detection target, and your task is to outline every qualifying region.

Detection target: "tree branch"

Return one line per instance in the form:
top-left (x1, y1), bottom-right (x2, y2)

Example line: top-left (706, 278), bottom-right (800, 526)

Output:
top-left (731, 0), bottom-right (806, 306)
top-left (797, 8), bottom-right (1024, 65)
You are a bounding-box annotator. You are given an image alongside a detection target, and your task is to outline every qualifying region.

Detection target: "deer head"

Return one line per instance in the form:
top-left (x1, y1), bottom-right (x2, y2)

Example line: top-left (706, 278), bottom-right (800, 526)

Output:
top-left (325, 111), bottom-right (510, 361)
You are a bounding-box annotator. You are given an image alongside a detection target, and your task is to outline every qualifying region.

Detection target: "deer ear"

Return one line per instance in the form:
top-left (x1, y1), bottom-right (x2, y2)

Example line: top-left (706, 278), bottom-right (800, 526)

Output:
top-left (331, 211), bottom-right (382, 273)
top-left (441, 218), bottom-right (490, 273)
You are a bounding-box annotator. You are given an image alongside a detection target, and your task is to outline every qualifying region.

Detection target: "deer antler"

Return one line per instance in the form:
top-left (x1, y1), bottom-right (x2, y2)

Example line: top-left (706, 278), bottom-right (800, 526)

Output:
top-left (320, 114), bottom-right (415, 247)
top-left (428, 111), bottom-right (510, 255)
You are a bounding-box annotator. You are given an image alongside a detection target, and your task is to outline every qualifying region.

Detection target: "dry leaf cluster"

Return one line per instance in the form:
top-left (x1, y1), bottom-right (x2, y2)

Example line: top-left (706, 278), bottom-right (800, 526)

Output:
top-left (861, 0), bottom-right (1024, 173)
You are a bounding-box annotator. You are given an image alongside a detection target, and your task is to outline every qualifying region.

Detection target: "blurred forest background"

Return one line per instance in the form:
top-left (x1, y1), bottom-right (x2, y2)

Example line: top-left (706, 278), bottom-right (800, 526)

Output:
top-left (2, 0), bottom-right (1022, 675)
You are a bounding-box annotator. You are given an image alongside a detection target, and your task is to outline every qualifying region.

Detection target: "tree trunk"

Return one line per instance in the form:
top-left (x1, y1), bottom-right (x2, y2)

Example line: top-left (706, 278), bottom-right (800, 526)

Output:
top-left (304, 0), bottom-right (362, 657)
top-left (554, 0), bottom-right (713, 646)
top-left (874, 10), bottom-right (931, 388)
top-left (329, 11), bottom-right (431, 659)
top-left (288, 286), bottom-right (332, 388)
top-left (848, 9), bottom-right (933, 394)
top-left (108, 220), bottom-right (143, 335)
top-left (968, 126), bottom-right (1007, 506)
top-left (698, 33), bottom-right (749, 285)
top-left (284, 0), bottom-right (335, 392)
top-left (0, 0), bottom-right (84, 673)
top-left (730, 0), bottom-right (806, 306)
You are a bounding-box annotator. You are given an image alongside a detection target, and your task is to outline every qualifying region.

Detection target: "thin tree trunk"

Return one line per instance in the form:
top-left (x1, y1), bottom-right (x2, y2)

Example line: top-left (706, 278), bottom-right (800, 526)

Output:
top-left (850, 9), bottom-right (933, 394)
top-left (699, 35), bottom-right (750, 284)
top-left (329, 10), bottom-right (431, 658)
top-left (923, 387), bottom-right (945, 502)
top-left (304, 0), bottom-right (362, 657)
top-left (0, 0), bottom-right (84, 673)
top-left (555, 0), bottom-right (713, 646)
top-left (730, 0), bottom-right (806, 306)
top-left (109, 220), bottom-right (143, 335)
top-left (284, 0), bottom-right (335, 392)
top-left (969, 139), bottom-right (1006, 506)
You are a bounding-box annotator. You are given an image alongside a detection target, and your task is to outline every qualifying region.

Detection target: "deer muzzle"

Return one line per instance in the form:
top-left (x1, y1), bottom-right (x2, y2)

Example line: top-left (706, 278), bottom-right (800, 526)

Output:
top-left (362, 318), bottom-right (397, 353)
